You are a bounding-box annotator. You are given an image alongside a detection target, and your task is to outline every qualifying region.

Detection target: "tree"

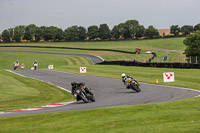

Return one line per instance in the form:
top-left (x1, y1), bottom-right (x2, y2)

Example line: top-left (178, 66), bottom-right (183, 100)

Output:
top-left (23, 24), bottom-right (37, 41)
top-left (56, 28), bottom-right (64, 41)
top-left (64, 26), bottom-right (86, 41)
top-left (2, 30), bottom-right (11, 42)
top-left (34, 27), bottom-right (43, 42)
top-left (181, 25), bottom-right (193, 35)
top-left (23, 27), bottom-right (31, 41)
top-left (14, 25), bottom-right (25, 42)
top-left (117, 23), bottom-right (126, 39)
top-left (194, 23), bottom-right (200, 31)
top-left (99, 24), bottom-right (111, 40)
top-left (87, 25), bottom-right (99, 40)
top-left (170, 25), bottom-right (181, 36)
top-left (135, 25), bottom-right (146, 39)
top-left (183, 31), bottom-right (200, 63)
top-left (111, 25), bottom-right (121, 40)
top-left (38, 26), bottom-right (46, 41)
top-left (145, 26), bottom-right (159, 38)
top-left (78, 26), bottom-right (87, 40)
top-left (43, 26), bottom-right (58, 41)
top-left (8, 28), bottom-right (14, 42)
top-left (124, 20), bottom-right (140, 39)
top-left (64, 26), bottom-right (79, 41)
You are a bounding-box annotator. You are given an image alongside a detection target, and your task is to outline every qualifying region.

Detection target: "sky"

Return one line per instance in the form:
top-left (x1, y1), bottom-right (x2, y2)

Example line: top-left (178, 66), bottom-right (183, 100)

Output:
top-left (0, 0), bottom-right (200, 33)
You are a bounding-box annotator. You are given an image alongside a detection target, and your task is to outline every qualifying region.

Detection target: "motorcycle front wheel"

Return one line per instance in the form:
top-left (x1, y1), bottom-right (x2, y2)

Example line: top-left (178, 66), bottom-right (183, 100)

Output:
top-left (79, 92), bottom-right (90, 103)
top-left (132, 85), bottom-right (141, 92)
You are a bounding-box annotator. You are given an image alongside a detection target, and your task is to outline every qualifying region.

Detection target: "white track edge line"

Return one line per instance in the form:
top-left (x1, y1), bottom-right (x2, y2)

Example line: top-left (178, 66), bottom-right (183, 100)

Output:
top-left (140, 82), bottom-right (200, 97)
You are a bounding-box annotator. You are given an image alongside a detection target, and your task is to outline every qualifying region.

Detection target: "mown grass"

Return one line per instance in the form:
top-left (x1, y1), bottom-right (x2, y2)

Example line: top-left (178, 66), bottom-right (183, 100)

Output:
top-left (0, 37), bottom-right (185, 50)
top-left (0, 47), bottom-right (154, 62)
top-left (1, 97), bottom-right (200, 133)
top-left (0, 70), bottom-right (74, 111)
top-left (0, 37), bottom-right (187, 62)
top-left (0, 52), bottom-right (93, 70)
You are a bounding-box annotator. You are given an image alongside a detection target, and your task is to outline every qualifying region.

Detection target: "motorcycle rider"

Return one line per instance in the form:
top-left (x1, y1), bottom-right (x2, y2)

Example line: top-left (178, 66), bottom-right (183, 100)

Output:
top-left (33, 60), bottom-right (38, 70)
top-left (71, 81), bottom-right (94, 101)
top-left (121, 73), bottom-right (134, 89)
top-left (14, 60), bottom-right (19, 70)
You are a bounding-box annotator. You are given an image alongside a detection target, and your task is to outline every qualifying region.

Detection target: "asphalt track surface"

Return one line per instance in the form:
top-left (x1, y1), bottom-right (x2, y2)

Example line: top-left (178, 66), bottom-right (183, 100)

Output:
top-left (1, 70), bottom-right (200, 118)
top-left (0, 50), bottom-right (104, 64)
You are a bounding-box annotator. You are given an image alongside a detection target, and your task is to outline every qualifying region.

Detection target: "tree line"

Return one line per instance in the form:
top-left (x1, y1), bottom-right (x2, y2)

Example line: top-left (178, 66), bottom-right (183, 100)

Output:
top-left (0, 19), bottom-right (200, 42)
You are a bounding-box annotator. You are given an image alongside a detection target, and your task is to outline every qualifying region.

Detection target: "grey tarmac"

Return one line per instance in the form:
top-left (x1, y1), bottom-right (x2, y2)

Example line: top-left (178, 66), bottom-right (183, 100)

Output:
top-left (1, 70), bottom-right (200, 117)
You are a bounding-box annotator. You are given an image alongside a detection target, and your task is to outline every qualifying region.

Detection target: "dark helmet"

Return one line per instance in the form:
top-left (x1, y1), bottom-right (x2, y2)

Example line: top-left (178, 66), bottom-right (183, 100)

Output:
top-left (71, 81), bottom-right (76, 87)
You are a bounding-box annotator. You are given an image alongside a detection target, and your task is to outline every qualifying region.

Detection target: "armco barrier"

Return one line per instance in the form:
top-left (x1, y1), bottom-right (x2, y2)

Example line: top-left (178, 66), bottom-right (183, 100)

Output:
top-left (97, 61), bottom-right (200, 69)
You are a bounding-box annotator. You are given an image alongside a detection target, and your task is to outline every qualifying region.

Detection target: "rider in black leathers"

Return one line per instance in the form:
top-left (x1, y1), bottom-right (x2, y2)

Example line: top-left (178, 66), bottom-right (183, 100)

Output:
top-left (71, 81), bottom-right (93, 101)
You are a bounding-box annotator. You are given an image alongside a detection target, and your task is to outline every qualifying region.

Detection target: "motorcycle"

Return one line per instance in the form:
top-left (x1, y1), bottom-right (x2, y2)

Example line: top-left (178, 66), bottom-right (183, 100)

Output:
top-left (73, 85), bottom-right (95, 103)
top-left (126, 78), bottom-right (141, 92)
top-left (13, 63), bottom-right (19, 70)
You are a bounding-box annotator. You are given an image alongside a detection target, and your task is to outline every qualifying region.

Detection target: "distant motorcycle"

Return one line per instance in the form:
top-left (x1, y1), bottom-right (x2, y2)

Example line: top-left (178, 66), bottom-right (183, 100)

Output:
top-left (126, 78), bottom-right (141, 92)
top-left (13, 63), bottom-right (19, 70)
top-left (71, 82), bottom-right (95, 103)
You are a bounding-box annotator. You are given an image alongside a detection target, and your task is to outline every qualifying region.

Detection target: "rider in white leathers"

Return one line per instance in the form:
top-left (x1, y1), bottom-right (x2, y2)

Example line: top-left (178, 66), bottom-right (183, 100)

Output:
top-left (121, 73), bottom-right (134, 89)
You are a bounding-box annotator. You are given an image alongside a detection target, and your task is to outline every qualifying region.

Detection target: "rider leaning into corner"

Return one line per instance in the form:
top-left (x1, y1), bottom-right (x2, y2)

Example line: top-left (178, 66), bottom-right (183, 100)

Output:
top-left (13, 60), bottom-right (19, 70)
top-left (121, 73), bottom-right (134, 89)
top-left (71, 81), bottom-right (94, 101)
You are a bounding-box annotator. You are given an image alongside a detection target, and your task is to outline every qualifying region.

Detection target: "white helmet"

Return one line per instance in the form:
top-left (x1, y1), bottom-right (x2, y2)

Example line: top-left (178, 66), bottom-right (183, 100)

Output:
top-left (121, 73), bottom-right (126, 78)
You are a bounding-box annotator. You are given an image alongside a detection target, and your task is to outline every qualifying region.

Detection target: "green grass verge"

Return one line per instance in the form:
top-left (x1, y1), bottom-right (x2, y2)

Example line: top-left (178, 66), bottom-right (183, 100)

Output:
top-left (1, 97), bottom-right (200, 133)
top-left (1, 37), bottom-right (185, 50)
top-left (0, 37), bottom-right (187, 62)
top-left (0, 70), bottom-right (74, 111)
top-left (0, 52), bottom-right (93, 70)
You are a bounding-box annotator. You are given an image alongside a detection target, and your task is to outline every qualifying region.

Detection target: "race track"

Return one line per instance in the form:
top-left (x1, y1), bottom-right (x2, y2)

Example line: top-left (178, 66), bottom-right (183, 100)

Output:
top-left (0, 50), bottom-right (104, 64)
top-left (1, 70), bottom-right (200, 117)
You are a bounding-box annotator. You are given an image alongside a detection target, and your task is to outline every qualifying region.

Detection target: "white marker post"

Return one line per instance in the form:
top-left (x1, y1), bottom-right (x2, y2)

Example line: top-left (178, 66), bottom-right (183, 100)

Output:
top-left (80, 67), bottom-right (86, 73)
top-left (163, 72), bottom-right (175, 82)
top-left (48, 65), bottom-right (54, 69)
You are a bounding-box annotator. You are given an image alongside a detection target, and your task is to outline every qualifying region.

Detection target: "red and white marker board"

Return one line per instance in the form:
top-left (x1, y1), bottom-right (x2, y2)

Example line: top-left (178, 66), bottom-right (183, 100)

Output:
top-left (163, 72), bottom-right (175, 82)
top-left (48, 65), bottom-right (54, 69)
top-left (80, 67), bottom-right (86, 73)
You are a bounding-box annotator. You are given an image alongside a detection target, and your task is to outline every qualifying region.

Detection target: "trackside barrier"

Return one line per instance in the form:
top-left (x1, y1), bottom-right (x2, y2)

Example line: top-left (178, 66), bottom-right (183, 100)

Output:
top-left (97, 61), bottom-right (200, 69)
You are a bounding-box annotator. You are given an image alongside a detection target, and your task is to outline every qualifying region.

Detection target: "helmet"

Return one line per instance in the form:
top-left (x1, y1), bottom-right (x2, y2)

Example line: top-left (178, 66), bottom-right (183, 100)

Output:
top-left (121, 73), bottom-right (126, 78)
top-left (71, 81), bottom-right (76, 87)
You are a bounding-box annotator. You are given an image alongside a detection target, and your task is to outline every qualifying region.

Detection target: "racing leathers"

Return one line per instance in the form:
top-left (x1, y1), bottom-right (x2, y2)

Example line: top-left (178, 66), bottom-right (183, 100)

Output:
top-left (122, 75), bottom-right (134, 89)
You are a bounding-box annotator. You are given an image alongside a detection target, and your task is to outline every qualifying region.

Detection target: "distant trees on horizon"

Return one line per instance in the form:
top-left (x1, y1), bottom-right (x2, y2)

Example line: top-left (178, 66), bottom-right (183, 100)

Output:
top-left (1, 19), bottom-right (200, 43)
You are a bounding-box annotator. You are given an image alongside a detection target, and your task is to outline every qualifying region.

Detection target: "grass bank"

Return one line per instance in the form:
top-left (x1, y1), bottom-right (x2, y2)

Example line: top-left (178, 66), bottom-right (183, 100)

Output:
top-left (0, 52), bottom-right (93, 70)
top-left (1, 37), bottom-right (185, 50)
top-left (0, 70), bottom-right (74, 111)
top-left (0, 37), bottom-right (187, 62)
top-left (1, 96), bottom-right (200, 133)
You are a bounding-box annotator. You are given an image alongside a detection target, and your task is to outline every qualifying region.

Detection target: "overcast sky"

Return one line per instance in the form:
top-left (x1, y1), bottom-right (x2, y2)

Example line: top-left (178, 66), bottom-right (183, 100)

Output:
top-left (0, 0), bottom-right (200, 33)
